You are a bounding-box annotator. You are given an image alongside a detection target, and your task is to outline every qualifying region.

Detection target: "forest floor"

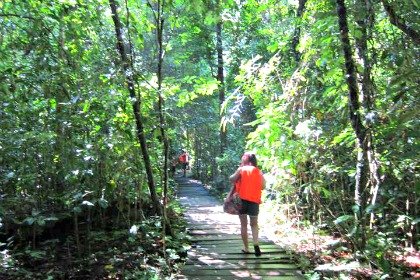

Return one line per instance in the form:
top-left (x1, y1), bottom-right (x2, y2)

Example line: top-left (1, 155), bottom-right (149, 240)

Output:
top-left (258, 206), bottom-right (420, 279)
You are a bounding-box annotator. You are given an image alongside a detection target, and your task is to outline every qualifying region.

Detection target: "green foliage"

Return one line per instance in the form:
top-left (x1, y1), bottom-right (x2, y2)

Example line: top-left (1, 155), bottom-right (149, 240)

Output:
top-left (0, 0), bottom-right (418, 278)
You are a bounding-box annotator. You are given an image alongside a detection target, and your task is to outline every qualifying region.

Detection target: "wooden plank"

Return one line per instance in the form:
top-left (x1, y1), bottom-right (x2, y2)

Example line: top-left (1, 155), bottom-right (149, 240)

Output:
top-left (186, 256), bottom-right (295, 265)
top-left (188, 228), bottom-right (240, 233)
top-left (191, 241), bottom-right (247, 247)
top-left (187, 225), bottom-right (238, 230)
top-left (187, 224), bottom-right (238, 227)
top-left (179, 266), bottom-right (303, 278)
top-left (189, 234), bottom-right (240, 241)
top-left (194, 243), bottom-right (284, 250)
top-left (180, 267), bottom-right (300, 276)
top-left (176, 276), bottom-right (302, 280)
top-left (187, 252), bottom-right (295, 262)
top-left (192, 240), bottom-right (274, 246)
top-left (188, 230), bottom-right (240, 235)
top-left (186, 223), bottom-right (239, 229)
top-left (176, 273), bottom-right (302, 280)
top-left (187, 253), bottom-right (292, 261)
top-left (175, 177), bottom-right (303, 280)
top-left (189, 247), bottom-right (288, 255)
top-left (191, 235), bottom-right (271, 241)
top-left (182, 262), bottom-right (298, 270)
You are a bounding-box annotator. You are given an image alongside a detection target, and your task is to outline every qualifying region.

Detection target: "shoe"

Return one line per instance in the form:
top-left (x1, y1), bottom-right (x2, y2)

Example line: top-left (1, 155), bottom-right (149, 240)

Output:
top-left (241, 249), bottom-right (252, 254)
top-left (254, 245), bottom-right (261, 257)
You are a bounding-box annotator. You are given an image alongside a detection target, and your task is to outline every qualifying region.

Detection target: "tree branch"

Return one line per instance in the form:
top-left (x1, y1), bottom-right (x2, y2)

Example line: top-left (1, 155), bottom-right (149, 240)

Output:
top-left (0, 13), bottom-right (36, 20)
top-left (381, 0), bottom-right (420, 45)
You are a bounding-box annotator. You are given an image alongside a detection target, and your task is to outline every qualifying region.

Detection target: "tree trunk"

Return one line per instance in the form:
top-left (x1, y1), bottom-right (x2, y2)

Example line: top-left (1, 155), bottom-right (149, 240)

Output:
top-left (153, 0), bottom-right (173, 237)
top-left (74, 212), bottom-right (81, 257)
top-left (354, 0), bottom-right (382, 229)
top-left (108, 0), bottom-right (161, 215)
top-left (216, 5), bottom-right (227, 154)
top-left (335, 0), bottom-right (370, 251)
top-left (291, 0), bottom-right (307, 62)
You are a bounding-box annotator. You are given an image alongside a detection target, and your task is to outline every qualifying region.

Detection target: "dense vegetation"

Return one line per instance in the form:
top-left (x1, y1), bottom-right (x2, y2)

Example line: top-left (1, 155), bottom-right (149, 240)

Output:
top-left (0, 0), bottom-right (418, 279)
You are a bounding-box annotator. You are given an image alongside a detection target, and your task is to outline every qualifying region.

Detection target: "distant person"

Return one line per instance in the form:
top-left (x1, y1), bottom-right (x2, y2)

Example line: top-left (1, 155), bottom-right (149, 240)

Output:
top-left (228, 152), bottom-right (265, 256)
top-left (178, 149), bottom-right (189, 177)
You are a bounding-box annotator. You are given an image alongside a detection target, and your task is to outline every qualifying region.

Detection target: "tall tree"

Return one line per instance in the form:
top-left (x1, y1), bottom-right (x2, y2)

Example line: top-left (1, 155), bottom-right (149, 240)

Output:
top-left (108, 0), bottom-right (161, 215)
top-left (148, 0), bottom-right (173, 237)
top-left (335, 0), bottom-right (370, 250)
top-left (354, 0), bottom-right (382, 228)
top-left (216, 0), bottom-right (227, 154)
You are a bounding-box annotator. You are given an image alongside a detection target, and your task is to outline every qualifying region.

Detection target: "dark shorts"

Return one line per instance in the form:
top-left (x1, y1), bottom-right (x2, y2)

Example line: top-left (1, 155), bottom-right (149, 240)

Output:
top-left (239, 199), bottom-right (259, 216)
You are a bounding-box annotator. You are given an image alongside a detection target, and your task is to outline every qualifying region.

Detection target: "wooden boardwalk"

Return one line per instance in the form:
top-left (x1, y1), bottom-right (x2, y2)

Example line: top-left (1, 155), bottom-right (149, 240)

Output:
top-left (175, 176), bottom-right (304, 280)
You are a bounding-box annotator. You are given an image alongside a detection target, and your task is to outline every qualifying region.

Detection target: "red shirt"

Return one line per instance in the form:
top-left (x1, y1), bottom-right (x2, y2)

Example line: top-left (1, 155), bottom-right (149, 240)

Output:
top-left (235, 166), bottom-right (263, 204)
top-left (179, 153), bottom-right (188, 163)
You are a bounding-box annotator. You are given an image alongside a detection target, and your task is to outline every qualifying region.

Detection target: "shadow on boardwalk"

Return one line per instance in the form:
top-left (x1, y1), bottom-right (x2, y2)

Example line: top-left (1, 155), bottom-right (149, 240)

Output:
top-left (175, 176), bottom-right (304, 280)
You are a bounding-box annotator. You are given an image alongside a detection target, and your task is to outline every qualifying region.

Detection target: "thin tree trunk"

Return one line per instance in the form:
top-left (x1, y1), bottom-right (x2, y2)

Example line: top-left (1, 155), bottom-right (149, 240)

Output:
top-left (216, 1), bottom-right (227, 154)
top-left (108, 0), bottom-right (161, 215)
top-left (153, 0), bottom-right (173, 237)
top-left (74, 212), bottom-right (81, 257)
top-left (291, 0), bottom-right (307, 62)
top-left (354, 0), bottom-right (382, 229)
top-left (86, 207), bottom-right (91, 256)
top-left (335, 0), bottom-right (370, 251)
top-left (136, 178), bottom-right (145, 221)
top-left (122, 0), bottom-right (145, 223)
top-left (194, 133), bottom-right (200, 179)
top-left (412, 190), bottom-right (418, 247)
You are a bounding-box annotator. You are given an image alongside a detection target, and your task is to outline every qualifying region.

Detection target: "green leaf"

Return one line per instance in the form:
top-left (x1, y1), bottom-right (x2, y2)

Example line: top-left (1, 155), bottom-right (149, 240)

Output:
top-left (27, 249), bottom-right (46, 260)
top-left (98, 198), bottom-right (109, 209)
top-left (36, 218), bottom-right (46, 226)
top-left (82, 200), bottom-right (94, 207)
top-left (82, 100), bottom-right (90, 113)
top-left (267, 41), bottom-right (279, 53)
top-left (73, 192), bottom-right (83, 201)
top-left (412, 218), bottom-right (420, 225)
top-left (332, 127), bottom-right (354, 145)
top-left (49, 98), bottom-right (57, 110)
top-left (365, 204), bottom-right (377, 214)
top-left (333, 215), bottom-right (353, 225)
top-left (352, 204), bottom-right (360, 214)
top-left (23, 217), bottom-right (35, 225)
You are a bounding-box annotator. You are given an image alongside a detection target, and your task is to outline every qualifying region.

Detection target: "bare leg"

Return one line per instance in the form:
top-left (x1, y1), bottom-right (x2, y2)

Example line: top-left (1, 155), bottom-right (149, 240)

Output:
top-left (250, 216), bottom-right (261, 256)
top-left (239, 214), bottom-right (249, 252)
top-left (250, 216), bottom-right (259, 245)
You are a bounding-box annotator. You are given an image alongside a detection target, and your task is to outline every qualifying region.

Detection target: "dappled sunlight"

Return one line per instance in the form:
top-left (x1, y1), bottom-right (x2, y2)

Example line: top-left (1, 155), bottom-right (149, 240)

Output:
top-left (0, 249), bottom-right (14, 269)
top-left (176, 177), bottom-right (304, 279)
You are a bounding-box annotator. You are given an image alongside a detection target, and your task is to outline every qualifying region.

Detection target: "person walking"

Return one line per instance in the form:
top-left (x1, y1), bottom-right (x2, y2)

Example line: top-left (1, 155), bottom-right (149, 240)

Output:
top-left (178, 149), bottom-right (189, 177)
top-left (228, 152), bottom-right (265, 256)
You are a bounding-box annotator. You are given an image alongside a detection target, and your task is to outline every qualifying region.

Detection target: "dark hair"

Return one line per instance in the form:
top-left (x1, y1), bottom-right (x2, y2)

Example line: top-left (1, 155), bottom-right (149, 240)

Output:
top-left (242, 152), bottom-right (257, 167)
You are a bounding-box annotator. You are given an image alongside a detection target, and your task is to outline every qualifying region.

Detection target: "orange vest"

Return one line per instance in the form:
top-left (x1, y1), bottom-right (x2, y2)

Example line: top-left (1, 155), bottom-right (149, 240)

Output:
top-left (179, 153), bottom-right (188, 163)
top-left (235, 166), bottom-right (263, 204)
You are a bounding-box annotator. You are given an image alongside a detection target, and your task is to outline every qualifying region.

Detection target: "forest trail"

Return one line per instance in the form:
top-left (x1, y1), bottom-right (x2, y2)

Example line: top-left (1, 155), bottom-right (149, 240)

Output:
top-left (174, 175), bottom-right (304, 280)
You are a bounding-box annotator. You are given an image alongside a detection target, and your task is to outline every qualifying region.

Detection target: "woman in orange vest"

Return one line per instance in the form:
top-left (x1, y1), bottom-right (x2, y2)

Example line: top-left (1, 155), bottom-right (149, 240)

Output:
top-left (228, 152), bottom-right (265, 256)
